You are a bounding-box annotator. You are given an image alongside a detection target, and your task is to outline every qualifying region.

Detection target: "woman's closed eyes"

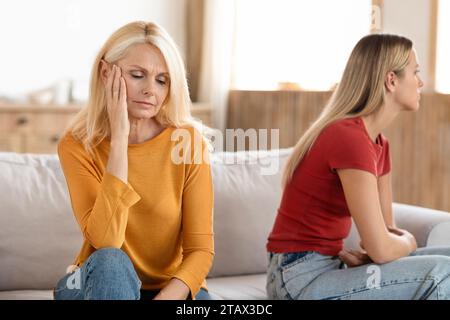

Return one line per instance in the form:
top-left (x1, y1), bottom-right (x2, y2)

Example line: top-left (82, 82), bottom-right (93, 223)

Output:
top-left (129, 71), bottom-right (168, 85)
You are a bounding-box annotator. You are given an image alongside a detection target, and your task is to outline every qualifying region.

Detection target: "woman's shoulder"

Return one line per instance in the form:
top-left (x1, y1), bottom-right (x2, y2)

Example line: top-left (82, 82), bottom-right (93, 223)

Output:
top-left (177, 123), bottom-right (202, 135)
top-left (58, 132), bottom-right (81, 150)
top-left (170, 123), bottom-right (206, 142)
top-left (323, 117), bottom-right (364, 135)
top-left (57, 132), bottom-right (92, 158)
top-left (316, 117), bottom-right (372, 149)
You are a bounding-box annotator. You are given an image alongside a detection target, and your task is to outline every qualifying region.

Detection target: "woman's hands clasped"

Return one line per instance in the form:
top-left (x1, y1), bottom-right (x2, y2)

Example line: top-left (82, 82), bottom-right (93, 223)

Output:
top-left (339, 226), bottom-right (417, 268)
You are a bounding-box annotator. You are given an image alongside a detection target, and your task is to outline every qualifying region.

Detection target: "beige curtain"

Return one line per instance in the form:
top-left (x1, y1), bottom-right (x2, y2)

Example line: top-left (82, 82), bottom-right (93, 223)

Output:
top-left (185, 0), bottom-right (205, 102)
top-left (186, 0), bottom-right (236, 131)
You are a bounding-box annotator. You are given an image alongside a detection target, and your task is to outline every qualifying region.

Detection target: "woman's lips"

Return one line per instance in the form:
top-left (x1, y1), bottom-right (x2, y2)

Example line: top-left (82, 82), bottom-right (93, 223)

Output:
top-left (133, 100), bottom-right (154, 107)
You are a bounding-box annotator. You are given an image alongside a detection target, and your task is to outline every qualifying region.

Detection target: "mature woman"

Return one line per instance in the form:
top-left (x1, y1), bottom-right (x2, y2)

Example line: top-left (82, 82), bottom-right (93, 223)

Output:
top-left (54, 21), bottom-right (214, 300)
top-left (267, 34), bottom-right (450, 300)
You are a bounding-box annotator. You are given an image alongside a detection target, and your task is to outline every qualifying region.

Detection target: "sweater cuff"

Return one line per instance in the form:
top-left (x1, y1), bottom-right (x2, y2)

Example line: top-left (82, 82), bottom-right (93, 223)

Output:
top-left (102, 172), bottom-right (141, 207)
top-left (173, 270), bottom-right (203, 300)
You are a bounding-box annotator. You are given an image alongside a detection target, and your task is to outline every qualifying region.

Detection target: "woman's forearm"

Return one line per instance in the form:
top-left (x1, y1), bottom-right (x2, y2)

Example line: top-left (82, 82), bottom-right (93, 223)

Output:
top-left (107, 138), bottom-right (128, 184)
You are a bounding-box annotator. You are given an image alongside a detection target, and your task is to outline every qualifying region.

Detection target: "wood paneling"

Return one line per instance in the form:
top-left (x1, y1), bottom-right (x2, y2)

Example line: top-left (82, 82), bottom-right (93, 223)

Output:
top-left (227, 90), bottom-right (450, 212)
top-left (0, 105), bottom-right (82, 154)
top-left (227, 90), bottom-right (331, 149)
top-left (0, 103), bottom-right (212, 154)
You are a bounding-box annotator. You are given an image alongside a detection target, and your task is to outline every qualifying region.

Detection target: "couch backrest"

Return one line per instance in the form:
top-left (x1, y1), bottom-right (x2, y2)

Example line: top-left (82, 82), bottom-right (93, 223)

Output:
top-left (208, 149), bottom-right (291, 277)
top-left (0, 150), bottom-right (292, 289)
top-left (0, 153), bottom-right (82, 290)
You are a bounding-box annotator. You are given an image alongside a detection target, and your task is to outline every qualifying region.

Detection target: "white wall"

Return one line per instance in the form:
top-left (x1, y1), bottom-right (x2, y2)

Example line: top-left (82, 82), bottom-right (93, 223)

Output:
top-left (0, 0), bottom-right (439, 100)
top-left (383, 0), bottom-right (432, 91)
top-left (0, 0), bottom-right (186, 100)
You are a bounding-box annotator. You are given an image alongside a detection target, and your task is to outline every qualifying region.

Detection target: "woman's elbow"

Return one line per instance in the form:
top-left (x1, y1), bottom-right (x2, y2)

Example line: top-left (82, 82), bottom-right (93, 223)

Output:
top-left (365, 244), bottom-right (394, 265)
top-left (83, 229), bottom-right (124, 250)
top-left (367, 244), bottom-right (407, 265)
top-left (369, 253), bottom-right (391, 265)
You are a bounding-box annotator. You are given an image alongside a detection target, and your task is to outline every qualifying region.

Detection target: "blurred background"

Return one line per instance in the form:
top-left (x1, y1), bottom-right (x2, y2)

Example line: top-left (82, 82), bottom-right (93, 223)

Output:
top-left (0, 0), bottom-right (449, 211)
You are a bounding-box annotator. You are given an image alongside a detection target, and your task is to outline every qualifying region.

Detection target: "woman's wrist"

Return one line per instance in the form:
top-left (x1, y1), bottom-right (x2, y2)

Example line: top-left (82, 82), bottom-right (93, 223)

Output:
top-left (153, 278), bottom-right (190, 300)
top-left (110, 136), bottom-right (128, 147)
top-left (107, 138), bottom-right (128, 184)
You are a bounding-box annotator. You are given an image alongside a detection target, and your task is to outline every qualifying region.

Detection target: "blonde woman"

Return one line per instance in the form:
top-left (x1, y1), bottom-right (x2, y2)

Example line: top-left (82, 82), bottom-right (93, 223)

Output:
top-left (54, 21), bottom-right (214, 300)
top-left (267, 34), bottom-right (450, 300)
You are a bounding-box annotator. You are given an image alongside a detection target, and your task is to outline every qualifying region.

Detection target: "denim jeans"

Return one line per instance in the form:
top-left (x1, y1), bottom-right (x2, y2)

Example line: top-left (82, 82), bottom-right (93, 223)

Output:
top-left (53, 247), bottom-right (212, 300)
top-left (266, 246), bottom-right (450, 300)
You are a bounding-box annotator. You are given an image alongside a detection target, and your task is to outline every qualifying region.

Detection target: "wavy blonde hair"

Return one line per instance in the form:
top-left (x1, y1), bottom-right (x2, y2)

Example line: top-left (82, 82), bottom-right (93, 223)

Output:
top-left (64, 21), bottom-right (197, 155)
top-left (282, 34), bottom-right (413, 187)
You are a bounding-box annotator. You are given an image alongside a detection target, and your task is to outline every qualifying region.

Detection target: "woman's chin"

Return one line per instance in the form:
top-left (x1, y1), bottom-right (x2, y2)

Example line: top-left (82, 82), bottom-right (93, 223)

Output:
top-left (401, 101), bottom-right (420, 112)
top-left (128, 108), bottom-right (158, 120)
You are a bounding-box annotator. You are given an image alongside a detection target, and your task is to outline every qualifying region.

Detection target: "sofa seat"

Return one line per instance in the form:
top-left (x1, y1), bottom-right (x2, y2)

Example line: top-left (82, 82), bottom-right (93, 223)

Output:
top-left (207, 274), bottom-right (267, 300)
top-left (0, 274), bottom-right (267, 300)
top-left (0, 290), bottom-right (54, 300)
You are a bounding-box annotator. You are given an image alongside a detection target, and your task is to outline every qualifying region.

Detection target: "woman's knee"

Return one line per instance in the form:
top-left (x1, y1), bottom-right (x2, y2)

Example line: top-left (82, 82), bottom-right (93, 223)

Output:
top-left (83, 248), bottom-right (141, 299)
top-left (87, 248), bottom-right (132, 269)
top-left (85, 248), bottom-right (139, 282)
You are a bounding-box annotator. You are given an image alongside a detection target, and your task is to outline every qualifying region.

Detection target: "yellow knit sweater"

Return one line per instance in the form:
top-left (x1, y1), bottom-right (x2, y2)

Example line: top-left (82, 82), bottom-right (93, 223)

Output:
top-left (57, 126), bottom-right (214, 297)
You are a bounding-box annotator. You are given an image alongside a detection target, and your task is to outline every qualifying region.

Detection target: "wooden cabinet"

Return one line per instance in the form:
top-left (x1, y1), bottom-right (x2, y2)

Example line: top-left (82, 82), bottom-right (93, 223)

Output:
top-left (191, 102), bottom-right (213, 127)
top-left (0, 105), bottom-right (80, 154)
top-left (0, 103), bottom-right (212, 154)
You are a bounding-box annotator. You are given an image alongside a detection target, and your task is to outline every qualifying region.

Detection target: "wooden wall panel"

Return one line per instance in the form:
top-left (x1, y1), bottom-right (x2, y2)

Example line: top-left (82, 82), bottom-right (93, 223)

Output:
top-left (227, 90), bottom-right (450, 212)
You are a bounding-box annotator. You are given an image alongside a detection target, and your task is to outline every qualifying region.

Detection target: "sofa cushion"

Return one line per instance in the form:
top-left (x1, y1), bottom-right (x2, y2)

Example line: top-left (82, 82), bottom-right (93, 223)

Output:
top-left (0, 153), bottom-right (82, 291)
top-left (0, 290), bottom-right (54, 300)
top-left (0, 149), bottom-right (291, 290)
top-left (208, 149), bottom-right (291, 277)
top-left (207, 274), bottom-right (267, 300)
top-left (0, 274), bottom-right (269, 300)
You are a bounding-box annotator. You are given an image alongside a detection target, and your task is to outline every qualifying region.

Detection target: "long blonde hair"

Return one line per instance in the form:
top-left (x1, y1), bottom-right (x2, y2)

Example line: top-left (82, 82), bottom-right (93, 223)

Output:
top-left (65, 21), bottom-right (195, 156)
top-left (282, 34), bottom-right (413, 187)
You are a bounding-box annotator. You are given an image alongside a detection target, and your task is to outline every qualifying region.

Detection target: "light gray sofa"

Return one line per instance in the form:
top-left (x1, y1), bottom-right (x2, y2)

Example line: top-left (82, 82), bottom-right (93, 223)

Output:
top-left (1, 149), bottom-right (450, 300)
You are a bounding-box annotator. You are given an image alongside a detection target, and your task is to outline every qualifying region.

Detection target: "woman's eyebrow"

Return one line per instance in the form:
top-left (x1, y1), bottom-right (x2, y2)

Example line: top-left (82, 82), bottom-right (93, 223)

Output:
top-left (128, 64), bottom-right (169, 76)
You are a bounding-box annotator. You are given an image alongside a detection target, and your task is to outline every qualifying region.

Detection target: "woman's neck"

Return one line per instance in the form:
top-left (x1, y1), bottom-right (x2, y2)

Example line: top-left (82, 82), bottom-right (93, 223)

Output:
top-left (361, 104), bottom-right (400, 143)
top-left (128, 117), bottom-right (164, 144)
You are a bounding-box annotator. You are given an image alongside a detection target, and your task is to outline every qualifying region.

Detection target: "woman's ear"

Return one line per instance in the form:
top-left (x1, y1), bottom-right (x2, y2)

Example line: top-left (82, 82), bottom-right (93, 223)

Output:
top-left (100, 59), bottom-right (110, 85)
top-left (385, 71), bottom-right (397, 93)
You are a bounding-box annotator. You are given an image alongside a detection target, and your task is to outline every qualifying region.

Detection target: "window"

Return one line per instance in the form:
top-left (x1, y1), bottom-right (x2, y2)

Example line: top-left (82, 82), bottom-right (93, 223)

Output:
top-left (0, 0), bottom-right (183, 101)
top-left (232, 0), bottom-right (373, 91)
top-left (436, 0), bottom-right (450, 93)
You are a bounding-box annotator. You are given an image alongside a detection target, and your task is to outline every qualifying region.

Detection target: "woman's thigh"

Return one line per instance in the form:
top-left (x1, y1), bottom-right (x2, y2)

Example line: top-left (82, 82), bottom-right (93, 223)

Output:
top-left (410, 246), bottom-right (450, 257)
top-left (296, 254), bottom-right (450, 300)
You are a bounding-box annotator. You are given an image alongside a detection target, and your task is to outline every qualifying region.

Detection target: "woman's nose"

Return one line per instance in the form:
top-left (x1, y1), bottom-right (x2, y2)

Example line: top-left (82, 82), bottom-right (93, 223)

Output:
top-left (418, 77), bottom-right (424, 88)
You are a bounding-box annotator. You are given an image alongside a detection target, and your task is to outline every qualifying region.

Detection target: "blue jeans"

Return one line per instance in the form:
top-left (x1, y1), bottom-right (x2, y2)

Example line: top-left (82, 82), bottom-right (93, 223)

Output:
top-left (53, 247), bottom-right (212, 300)
top-left (266, 246), bottom-right (450, 300)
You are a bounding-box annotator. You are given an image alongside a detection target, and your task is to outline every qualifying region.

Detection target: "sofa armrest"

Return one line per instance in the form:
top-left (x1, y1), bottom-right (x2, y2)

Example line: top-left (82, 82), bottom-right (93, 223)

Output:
top-left (393, 203), bottom-right (450, 247)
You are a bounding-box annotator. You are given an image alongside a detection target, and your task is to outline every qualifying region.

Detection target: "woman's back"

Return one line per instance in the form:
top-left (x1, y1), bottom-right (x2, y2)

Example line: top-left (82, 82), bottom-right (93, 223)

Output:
top-left (267, 117), bottom-right (390, 256)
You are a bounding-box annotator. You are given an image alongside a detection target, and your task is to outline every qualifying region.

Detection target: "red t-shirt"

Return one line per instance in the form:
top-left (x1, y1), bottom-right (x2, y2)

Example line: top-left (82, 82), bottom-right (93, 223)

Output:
top-left (267, 117), bottom-right (391, 256)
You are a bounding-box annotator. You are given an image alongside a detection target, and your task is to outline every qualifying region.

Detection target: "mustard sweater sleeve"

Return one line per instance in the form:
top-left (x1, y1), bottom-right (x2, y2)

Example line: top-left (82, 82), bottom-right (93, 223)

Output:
top-left (57, 135), bottom-right (141, 249)
top-left (173, 137), bottom-right (214, 298)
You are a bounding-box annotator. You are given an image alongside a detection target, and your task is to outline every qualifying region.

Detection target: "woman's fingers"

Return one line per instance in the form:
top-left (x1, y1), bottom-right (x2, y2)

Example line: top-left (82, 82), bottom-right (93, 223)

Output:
top-left (106, 64), bottom-right (114, 102)
top-left (119, 76), bottom-right (127, 103)
top-left (112, 65), bottom-right (120, 101)
top-left (339, 249), bottom-right (372, 267)
top-left (339, 250), bottom-right (360, 267)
